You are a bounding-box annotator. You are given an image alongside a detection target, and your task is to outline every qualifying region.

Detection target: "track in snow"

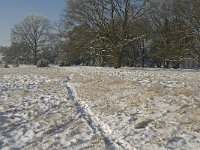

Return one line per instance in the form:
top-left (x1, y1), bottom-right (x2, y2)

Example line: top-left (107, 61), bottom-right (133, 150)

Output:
top-left (63, 75), bottom-right (135, 150)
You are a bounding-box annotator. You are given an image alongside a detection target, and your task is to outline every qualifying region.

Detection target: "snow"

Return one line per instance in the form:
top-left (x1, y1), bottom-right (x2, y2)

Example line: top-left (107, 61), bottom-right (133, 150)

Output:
top-left (0, 66), bottom-right (200, 150)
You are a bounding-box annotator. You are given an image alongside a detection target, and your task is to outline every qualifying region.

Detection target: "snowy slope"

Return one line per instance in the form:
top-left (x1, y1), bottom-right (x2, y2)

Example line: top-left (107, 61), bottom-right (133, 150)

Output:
top-left (0, 66), bottom-right (200, 150)
top-left (65, 66), bottom-right (200, 150)
top-left (0, 66), bottom-right (107, 150)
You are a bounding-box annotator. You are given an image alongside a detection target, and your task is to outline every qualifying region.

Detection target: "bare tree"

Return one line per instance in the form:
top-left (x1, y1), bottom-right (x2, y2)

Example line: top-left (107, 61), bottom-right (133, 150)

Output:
top-left (146, 0), bottom-right (196, 68)
top-left (176, 0), bottom-right (200, 64)
top-left (11, 14), bottom-right (51, 64)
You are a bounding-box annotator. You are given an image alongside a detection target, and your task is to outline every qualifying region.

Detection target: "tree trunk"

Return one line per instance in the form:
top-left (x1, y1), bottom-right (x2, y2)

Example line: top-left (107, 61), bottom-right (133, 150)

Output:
top-left (164, 60), bottom-right (169, 68)
top-left (156, 59), bottom-right (162, 68)
top-left (99, 53), bottom-right (104, 67)
top-left (34, 48), bottom-right (37, 65)
top-left (142, 53), bottom-right (145, 67)
top-left (131, 48), bottom-right (137, 67)
top-left (114, 51), bottom-right (122, 69)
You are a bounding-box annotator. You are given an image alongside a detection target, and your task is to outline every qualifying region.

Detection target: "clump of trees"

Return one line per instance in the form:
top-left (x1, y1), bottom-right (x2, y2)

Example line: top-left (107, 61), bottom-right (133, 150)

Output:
top-left (147, 0), bottom-right (200, 68)
top-left (59, 0), bottom-right (149, 68)
top-left (1, 0), bottom-right (199, 69)
top-left (57, 0), bottom-right (199, 69)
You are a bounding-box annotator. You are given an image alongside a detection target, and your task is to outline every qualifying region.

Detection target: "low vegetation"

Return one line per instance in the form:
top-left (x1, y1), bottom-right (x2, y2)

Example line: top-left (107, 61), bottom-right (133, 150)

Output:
top-left (36, 59), bottom-right (49, 67)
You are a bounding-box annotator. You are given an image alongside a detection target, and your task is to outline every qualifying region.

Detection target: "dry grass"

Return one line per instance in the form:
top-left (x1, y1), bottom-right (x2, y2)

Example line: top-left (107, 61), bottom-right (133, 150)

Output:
top-left (69, 68), bottom-right (200, 136)
top-left (173, 87), bottom-right (199, 97)
top-left (2, 66), bottom-right (200, 138)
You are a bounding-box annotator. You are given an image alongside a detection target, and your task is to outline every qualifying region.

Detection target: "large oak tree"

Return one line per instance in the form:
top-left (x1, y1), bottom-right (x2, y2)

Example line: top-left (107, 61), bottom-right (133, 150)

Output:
top-left (62, 0), bottom-right (148, 68)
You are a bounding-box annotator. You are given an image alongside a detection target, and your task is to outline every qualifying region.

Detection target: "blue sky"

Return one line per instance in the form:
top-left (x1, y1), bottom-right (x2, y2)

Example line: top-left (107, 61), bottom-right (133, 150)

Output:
top-left (0, 0), bottom-right (66, 47)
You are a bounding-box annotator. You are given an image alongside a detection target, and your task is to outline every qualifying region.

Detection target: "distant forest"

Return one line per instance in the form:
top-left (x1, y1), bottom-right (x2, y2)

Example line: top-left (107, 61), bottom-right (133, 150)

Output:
top-left (0, 0), bottom-right (199, 69)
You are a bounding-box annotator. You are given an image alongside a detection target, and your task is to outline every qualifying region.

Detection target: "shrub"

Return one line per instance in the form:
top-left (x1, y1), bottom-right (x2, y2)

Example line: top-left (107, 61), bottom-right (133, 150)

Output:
top-left (36, 59), bottom-right (49, 67)
top-left (171, 61), bottom-right (180, 69)
top-left (3, 63), bottom-right (9, 68)
top-left (59, 61), bottom-right (70, 67)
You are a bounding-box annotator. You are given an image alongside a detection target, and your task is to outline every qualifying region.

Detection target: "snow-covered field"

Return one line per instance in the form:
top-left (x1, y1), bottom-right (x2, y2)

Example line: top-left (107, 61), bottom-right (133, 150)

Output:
top-left (0, 66), bottom-right (200, 150)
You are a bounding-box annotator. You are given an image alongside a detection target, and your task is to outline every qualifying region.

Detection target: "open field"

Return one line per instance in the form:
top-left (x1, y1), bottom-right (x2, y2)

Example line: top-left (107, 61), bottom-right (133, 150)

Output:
top-left (0, 66), bottom-right (200, 150)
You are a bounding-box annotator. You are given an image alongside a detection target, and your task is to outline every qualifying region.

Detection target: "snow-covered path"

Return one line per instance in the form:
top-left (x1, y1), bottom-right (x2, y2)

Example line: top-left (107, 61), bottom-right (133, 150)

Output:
top-left (64, 74), bottom-right (135, 150)
top-left (0, 66), bottom-right (107, 150)
top-left (63, 75), bottom-right (115, 150)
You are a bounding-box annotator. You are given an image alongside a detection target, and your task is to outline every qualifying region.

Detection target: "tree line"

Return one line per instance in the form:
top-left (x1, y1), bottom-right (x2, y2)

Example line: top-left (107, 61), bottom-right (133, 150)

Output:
top-left (1, 0), bottom-right (199, 69)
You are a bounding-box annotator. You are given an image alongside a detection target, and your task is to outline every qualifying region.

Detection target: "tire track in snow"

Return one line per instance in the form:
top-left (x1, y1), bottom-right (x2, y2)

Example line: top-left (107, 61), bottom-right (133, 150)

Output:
top-left (63, 75), bottom-right (135, 150)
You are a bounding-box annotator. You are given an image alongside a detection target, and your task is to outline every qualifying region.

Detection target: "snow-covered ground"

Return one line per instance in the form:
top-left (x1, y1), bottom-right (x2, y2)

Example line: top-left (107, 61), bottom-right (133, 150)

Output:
top-left (0, 66), bottom-right (200, 150)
